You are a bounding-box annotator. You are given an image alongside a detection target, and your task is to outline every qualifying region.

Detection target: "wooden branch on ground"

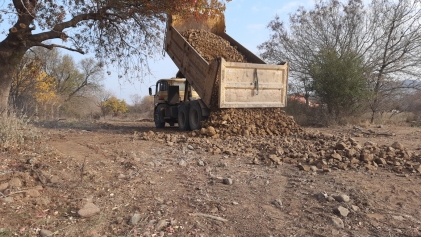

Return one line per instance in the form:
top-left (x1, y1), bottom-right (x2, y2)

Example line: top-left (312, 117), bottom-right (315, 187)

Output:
top-left (31, 167), bottom-right (46, 185)
top-left (352, 126), bottom-right (396, 136)
top-left (191, 213), bottom-right (228, 222)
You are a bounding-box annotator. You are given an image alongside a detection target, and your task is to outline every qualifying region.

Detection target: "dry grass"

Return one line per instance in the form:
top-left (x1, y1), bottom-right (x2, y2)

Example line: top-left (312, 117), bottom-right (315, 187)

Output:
top-left (285, 99), bottom-right (418, 127)
top-left (0, 111), bottom-right (41, 151)
top-left (358, 111), bottom-right (415, 126)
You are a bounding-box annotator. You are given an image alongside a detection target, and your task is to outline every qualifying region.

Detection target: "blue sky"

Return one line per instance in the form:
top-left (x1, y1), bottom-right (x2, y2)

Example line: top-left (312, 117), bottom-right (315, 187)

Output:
top-left (105, 0), bottom-right (314, 103)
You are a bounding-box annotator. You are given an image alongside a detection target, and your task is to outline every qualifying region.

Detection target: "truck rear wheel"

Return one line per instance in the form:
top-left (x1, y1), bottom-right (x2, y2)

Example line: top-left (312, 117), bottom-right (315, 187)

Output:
top-left (154, 104), bottom-right (166, 128)
top-left (189, 101), bottom-right (202, 130)
top-left (178, 103), bottom-right (190, 131)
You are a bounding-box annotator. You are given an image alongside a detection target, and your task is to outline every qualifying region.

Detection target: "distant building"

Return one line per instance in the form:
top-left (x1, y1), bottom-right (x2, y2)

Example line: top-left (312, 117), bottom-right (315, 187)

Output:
top-left (289, 93), bottom-right (319, 108)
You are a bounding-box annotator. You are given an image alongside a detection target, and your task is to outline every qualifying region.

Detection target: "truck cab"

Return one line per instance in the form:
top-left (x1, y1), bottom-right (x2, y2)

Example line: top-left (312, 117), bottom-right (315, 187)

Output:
top-left (149, 78), bottom-right (201, 128)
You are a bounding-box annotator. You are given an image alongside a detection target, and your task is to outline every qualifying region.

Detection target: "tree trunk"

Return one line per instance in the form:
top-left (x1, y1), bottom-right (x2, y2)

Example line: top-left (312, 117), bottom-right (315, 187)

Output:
top-left (370, 111), bottom-right (375, 124)
top-left (0, 40), bottom-right (27, 113)
top-left (0, 70), bottom-right (13, 114)
top-left (370, 98), bottom-right (378, 124)
top-left (304, 92), bottom-right (310, 107)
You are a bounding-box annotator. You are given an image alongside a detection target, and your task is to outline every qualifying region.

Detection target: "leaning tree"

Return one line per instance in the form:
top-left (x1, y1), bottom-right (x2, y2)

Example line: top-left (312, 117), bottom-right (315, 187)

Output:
top-left (0, 0), bottom-right (228, 112)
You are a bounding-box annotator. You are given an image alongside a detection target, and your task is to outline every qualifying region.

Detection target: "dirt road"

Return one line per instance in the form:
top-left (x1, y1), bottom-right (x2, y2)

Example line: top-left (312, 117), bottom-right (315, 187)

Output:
top-left (1, 121), bottom-right (421, 236)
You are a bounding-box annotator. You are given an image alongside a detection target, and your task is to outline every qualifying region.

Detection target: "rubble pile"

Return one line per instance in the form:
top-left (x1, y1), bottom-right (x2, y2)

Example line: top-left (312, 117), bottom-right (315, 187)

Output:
top-left (199, 108), bottom-right (302, 138)
top-left (181, 29), bottom-right (247, 63)
top-left (139, 130), bottom-right (421, 174)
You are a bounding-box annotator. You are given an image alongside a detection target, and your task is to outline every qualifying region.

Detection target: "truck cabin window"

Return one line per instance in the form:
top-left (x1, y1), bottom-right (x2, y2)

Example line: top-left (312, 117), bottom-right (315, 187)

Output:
top-left (157, 81), bottom-right (169, 93)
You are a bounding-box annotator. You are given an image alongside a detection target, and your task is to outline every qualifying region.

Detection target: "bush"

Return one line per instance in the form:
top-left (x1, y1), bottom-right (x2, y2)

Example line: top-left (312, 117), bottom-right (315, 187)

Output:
top-left (0, 111), bottom-right (40, 151)
top-left (127, 95), bottom-right (154, 120)
top-left (310, 48), bottom-right (369, 121)
top-left (285, 99), bottom-right (330, 126)
top-left (101, 96), bottom-right (129, 117)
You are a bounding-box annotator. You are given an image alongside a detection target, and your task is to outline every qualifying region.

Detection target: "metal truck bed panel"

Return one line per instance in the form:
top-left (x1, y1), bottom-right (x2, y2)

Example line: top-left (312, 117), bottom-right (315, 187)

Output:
top-left (219, 60), bottom-right (288, 108)
top-left (165, 25), bottom-right (211, 101)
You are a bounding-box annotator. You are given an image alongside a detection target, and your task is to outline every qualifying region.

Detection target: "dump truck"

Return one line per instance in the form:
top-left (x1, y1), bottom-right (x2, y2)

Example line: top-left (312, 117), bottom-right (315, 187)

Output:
top-left (149, 14), bottom-right (288, 131)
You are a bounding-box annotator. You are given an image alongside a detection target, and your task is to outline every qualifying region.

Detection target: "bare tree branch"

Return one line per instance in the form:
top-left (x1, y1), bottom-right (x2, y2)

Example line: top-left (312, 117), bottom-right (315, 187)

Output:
top-left (34, 43), bottom-right (85, 54)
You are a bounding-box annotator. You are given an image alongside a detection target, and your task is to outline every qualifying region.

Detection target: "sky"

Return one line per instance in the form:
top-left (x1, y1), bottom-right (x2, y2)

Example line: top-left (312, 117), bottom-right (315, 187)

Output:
top-left (103, 0), bottom-right (314, 104)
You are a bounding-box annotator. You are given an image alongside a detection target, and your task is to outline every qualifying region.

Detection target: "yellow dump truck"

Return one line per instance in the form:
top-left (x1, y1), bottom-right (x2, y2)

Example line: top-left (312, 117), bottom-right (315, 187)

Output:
top-left (149, 14), bottom-right (288, 130)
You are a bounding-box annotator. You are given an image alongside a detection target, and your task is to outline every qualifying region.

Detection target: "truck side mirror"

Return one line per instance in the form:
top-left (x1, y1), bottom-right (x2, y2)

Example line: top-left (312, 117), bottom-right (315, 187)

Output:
top-left (149, 87), bottom-right (152, 96)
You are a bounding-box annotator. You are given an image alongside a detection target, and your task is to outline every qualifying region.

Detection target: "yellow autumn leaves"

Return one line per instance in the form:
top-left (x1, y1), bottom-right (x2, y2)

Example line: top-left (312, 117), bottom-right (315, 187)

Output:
top-left (13, 60), bottom-right (57, 104)
top-left (33, 71), bottom-right (56, 103)
top-left (101, 97), bottom-right (128, 117)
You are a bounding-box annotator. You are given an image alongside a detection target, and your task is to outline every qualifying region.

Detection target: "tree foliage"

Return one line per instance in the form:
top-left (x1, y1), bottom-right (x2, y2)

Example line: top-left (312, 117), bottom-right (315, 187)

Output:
top-left (309, 48), bottom-right (369, 120)
top-left (10, 56), bottom-right (56, 111)
top-left (0, 0), bottom-right (229, 111)
top-left (9, 48), bottom-right (104, 118)
top-left (259, 0), bottom-right (421, 122)
top-left (33, 71), bottom-right (56, 103)
top-left (101, 96), bottom-right (129, 117)
top-left (34, 48), bottom-right (104, 102)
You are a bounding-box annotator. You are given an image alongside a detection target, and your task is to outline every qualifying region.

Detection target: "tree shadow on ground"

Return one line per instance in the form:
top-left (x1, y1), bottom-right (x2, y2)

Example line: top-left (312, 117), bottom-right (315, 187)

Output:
top-left (30, 119), bottom-right (183, 135)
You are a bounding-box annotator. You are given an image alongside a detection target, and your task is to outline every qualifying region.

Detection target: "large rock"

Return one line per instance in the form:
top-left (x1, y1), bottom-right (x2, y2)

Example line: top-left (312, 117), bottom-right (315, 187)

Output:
top-left (130, 213), bottom-right (142, 225)
top-left (298, 164), bottom-right (311, 171)
top-left (8, 178), bottom-right (22, 188)
top-left (392, 142), bottom-right (404, 150)
top-left (415, 164), bottom-right (421, 173)
top-left (26, 189), bottom-right (41, 197)
top-left (335, 142), bottom-right (347, 150)
top-left (39, 229), bottom-right (54, 237)
top-left (0, 182), bottom-right (8, 191)
top-left (375, 158), bottom-right (387, 165)
top-left (155, 219), bottom-right (168, 231)
top-left (334, 206), bottom-right (349, 217)
top-left (331, 216), bottom-right (345, 229)
top-left (331, 153), bottom-right (342, 161)
top-left (78, 203), bottom-right (100, 218)
top-left (346, 148), bottom-right (357, 158)
top-left (360, 152), bottom-right (374, 162)
top-left (2, 197), bottom-right (14, 203)
top-left (333, 194), bottom-right (350, 203)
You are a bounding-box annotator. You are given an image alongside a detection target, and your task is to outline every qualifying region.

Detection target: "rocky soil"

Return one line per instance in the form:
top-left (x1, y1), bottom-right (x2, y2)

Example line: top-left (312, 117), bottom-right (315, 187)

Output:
top-left (1, 121), bottom-right (420, 236)
top-left (142, 124), bottom-right (421, 174)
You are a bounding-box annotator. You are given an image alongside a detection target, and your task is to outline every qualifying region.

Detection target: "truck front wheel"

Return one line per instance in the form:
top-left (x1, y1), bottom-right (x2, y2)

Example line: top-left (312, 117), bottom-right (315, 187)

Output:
top-left (189, 101), bottom-right (202, 130)
top-left (178, 103), bottom-right (191, 131)
top-left (154, 104), bottom-right (166, 128)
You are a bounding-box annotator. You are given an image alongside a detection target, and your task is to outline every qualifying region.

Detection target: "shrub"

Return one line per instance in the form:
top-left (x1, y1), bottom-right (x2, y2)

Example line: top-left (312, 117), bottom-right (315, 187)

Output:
top-left (101, 96), bottom-right (129, 117)
top-left (0, 111), bottom-right (40, 151)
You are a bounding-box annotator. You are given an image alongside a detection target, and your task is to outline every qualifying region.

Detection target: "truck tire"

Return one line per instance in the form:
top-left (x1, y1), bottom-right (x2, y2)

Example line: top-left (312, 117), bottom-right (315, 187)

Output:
top-left (154, 104), bottom-right (166, 128)
top-left (189, 101), bottom-right (202, 130)
top-left (178, 103), bottom-right (191, 131)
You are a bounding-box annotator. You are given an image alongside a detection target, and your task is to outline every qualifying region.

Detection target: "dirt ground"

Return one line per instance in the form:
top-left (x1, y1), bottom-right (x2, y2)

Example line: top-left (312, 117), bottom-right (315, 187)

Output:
top-left (1, 120), bottom-right (421, 237)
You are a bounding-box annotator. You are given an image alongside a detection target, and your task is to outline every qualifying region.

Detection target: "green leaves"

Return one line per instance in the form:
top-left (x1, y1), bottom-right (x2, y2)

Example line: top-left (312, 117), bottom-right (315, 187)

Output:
top-left (309, 48), bottom-right (369, 119)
